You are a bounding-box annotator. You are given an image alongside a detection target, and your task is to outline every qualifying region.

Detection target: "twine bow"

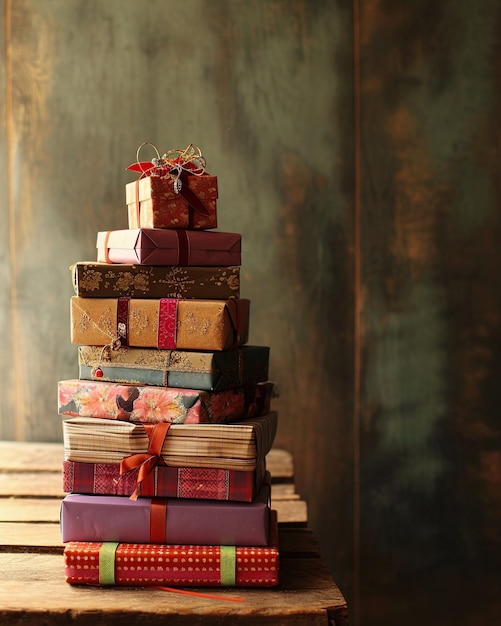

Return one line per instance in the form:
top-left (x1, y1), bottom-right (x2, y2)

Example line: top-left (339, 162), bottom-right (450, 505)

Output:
top-left (127, 142), bottom-right (206, 193)
top-left (120, 422), bottom-right (170, 500)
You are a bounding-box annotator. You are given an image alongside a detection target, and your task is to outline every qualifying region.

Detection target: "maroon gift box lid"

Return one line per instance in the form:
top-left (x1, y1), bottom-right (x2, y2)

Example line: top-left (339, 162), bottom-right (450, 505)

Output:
top-left (97, 229), bottom-right (241, 265)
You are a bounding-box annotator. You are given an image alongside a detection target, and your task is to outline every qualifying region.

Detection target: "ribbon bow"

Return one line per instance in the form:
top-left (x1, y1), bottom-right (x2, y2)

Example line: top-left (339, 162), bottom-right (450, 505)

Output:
top-left (127, 142), bottom-right (210, 217)
top-left (127, 142), bottom-right (206, 190)
top-left (120, 422), bottom-right (170, 500)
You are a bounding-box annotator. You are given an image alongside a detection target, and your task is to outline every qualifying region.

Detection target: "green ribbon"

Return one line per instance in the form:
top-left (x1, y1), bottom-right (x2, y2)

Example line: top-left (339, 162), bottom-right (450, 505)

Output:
top-left (99, 542), bottom-right (119, 585)
top-left (220, 545), bottom-right (236, 586)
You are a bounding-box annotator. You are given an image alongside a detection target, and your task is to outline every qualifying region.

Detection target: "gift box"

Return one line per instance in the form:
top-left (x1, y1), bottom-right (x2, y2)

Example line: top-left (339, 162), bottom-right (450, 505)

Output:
top-left (64, 511), bottom-right (279, 587)
top-left (58, 379), bottom-right (272, 424)
top-left (62, 459), bottom-right (266, 502)
top-left (60, 477), bottom-right (271, 546)
top-left (72, 262), bottom-right (240, 299)
top-left (97, 229), bottom-right (241, 266)
top-left (126, 174), bottom-right (218, 230)
top-left (63, 412), bottom-right (278, 472)
top-left (70, 296), bottom-right (249, 351)
top-left (78, 345), bottom-right (270, 391)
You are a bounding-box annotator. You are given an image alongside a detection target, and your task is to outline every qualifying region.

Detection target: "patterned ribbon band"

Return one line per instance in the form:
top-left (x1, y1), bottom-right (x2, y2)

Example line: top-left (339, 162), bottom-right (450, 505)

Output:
top-left (102, 297), bottom-right (179, 353)
top-left (120, 422), bottom-right (171, 500)
top-left (158, 299), bottom-right (178, 349)
top-left (117, 298), bottom-right (130, 346)
top-left (99, 542), bottom-right (119, 585)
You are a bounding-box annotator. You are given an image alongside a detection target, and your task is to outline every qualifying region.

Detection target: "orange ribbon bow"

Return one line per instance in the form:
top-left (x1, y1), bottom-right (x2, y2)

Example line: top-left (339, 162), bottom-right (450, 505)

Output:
top-left (120, 422), bottom-right (170, 500)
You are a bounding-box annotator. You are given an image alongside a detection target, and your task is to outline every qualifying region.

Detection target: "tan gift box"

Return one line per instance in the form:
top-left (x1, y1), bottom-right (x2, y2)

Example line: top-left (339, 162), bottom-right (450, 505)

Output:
top-left (70, 296), bottom-right (250, 351)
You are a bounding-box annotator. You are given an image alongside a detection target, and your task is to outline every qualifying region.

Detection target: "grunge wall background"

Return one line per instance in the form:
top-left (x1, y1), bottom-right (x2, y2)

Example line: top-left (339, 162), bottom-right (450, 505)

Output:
top-left (1, 1), bottom-right (500, 623)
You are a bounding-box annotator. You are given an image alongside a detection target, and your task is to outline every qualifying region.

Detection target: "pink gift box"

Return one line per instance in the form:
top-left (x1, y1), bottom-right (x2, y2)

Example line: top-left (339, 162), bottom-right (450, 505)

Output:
top-left (97, 229), bottom-right (241, 266)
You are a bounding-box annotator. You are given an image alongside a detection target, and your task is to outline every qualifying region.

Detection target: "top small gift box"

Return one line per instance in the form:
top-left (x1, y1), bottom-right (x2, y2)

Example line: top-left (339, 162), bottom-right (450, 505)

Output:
top-left (126, 143), bottom-right (218, 230)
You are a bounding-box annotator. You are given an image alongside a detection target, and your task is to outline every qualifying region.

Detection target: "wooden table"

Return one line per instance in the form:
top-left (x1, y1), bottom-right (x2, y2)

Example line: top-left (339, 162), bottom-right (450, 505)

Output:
top-left (0, 442), bottom-right (348, 625)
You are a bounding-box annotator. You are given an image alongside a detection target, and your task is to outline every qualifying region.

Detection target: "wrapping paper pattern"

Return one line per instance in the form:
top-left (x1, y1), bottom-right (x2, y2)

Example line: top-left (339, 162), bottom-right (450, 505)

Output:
top-left (62, 460), bottom-right (266, 501)
top-left (126, 174), bottom-right (218, 230)
top-left (97, 229), bottom-right (241, 266)
top-left (60, 477), bottom-right (270, 545)
top-left (63, 412), bottom-right (278, 471)
top-left (58, 379), bottom-right (271, 424)
top-left (64, 512), bottom-right (279, 587)
top-left (77, 345), bottom-right (270, 391)
top-left (70, 296), bottom-right (250, 351)
top-left (72, 263), bottom-right (240, 299)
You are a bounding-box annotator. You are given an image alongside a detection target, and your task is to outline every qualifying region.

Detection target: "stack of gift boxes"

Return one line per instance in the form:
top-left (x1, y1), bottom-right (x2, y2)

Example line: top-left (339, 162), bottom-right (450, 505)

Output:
top-left (58, 145), bottom-right (280, 588)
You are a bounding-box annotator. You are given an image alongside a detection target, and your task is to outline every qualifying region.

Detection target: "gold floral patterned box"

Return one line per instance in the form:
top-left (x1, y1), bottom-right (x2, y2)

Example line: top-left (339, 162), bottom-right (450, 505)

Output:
top-left (70, 296), bottom-right (250, 351)
top-left (71, 262), bottom-right (240, 299)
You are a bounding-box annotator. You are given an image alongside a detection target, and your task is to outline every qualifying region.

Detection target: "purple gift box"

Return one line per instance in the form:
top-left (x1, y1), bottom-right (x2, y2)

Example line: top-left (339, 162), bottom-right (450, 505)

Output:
top-left (60, 475), bottom-right (271, 546)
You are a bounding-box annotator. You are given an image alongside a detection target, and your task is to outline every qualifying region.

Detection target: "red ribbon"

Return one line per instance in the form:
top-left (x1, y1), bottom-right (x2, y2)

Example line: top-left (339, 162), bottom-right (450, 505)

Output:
top-left (176, 169), bottom-right (211, 218)
top-left (150, 499), bottom-right (167, 544)
top-left (158, 298), bottom-right (178, 349)
top-left (120, 422), bottom-right (170, 500)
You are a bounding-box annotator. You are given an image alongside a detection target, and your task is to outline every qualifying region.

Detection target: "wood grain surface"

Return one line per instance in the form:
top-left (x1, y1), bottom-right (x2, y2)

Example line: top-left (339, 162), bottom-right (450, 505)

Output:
top-left (0, 442), bottom-right (349, 626)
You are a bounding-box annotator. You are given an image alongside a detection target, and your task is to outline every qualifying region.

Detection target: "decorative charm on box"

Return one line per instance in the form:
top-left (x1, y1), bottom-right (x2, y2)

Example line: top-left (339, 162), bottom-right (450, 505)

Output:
top-left (126, 143), bottom-right (218, 230)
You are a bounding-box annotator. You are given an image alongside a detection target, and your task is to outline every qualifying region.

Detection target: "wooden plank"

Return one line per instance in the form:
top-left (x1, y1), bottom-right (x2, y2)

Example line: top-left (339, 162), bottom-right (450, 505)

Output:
top-left (0, 523), bottom-right (315, 554)
top-left (0, 445), bottom-right (295, 499)
top-left (0, 476), bottom-right (302, 504)
top-left (265, 448), bottom-right (294, 480)
top-left (0, 498), bottom-right (307, 534)
top-left (0, 498), bottom-right (61, 522)
top-left (0, 484), bottom-right (302, 523)
top-left (0, 442), bottom-right (63, 471)
top-left (0, 443), bottom-right (294, 478)
top-left (0, 492), bottom-right (305, 529)
top-left (0, 472), bottom-right (63, 497)
top-left (0, 522), bottom-right (61, 550)
top-left (0, 552), bottom-right (347, 626)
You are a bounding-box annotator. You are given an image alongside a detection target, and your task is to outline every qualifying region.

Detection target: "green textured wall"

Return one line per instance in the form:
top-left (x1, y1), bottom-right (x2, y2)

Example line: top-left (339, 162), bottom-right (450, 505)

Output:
top-left (358, 1), bottom-right (501, 623)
